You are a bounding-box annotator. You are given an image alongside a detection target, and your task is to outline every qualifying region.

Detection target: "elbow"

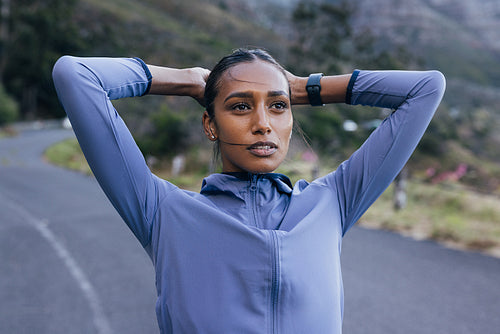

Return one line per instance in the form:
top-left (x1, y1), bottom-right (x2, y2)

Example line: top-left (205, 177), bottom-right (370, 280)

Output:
top-left (425, 70), bottom-right (446, 101)
top-left (52, 55), bottom-right (78, 88)
top-left (52, 56), bottom-right (75, 89)
top-left (409, 70), bottom-right (446, 115)
top-left (52, 56), bottom-right (90, 118)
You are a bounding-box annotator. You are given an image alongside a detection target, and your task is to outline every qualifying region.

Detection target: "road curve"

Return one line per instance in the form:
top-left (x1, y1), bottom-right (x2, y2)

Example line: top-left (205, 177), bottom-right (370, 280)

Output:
top-left (1, 127), bottom-right (499, 333)
top-left (0, 127), bottom-right (158, 334)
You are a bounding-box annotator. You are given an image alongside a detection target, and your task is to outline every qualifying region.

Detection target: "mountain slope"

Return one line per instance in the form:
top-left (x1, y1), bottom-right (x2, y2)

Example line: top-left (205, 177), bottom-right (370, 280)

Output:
top-left (77, 0), bottom-right (287, 66)
top-left (349, 0), bottom-right (500, 86)
top-left (70, 0), bottom-right (500, 192)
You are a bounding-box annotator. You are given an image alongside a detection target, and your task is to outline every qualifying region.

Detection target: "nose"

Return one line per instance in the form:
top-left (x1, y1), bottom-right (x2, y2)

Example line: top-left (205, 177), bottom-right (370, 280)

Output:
top-left (251, 103), bottom-right (271, 135)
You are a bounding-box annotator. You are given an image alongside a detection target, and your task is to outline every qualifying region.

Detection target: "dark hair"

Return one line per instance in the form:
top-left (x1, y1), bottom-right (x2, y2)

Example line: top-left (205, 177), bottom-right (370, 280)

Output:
top-left (204, 48), bottom-right (287, 119)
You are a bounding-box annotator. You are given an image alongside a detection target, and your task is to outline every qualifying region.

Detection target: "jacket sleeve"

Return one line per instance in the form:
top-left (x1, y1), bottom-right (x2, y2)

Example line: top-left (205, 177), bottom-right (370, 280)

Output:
top-left (322, 69), bottom-right (446, 236)
top-left (52, 56), bottom-right (171, 247)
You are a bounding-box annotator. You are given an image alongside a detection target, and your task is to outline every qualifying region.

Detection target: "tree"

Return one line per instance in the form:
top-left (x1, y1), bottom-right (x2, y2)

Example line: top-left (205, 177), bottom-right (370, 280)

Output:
top-left (137, 105), bottom-right (195, 158)
top-left (2, 0), bottom-right (84, 119)
top-left (288, 1), bottom-right (352, 75)
top-left (0, 82), bottom-right (18, 125)
top-left (0, 0), bottom-right (11, 78)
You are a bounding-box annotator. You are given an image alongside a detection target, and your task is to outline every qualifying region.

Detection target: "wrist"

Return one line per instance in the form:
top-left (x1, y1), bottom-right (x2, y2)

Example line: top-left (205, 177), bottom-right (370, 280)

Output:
top-left (306, 73), bottom-right (324, 106)
top-left (148, 66), bottom-right (199, 96)
top-left (289, 76), bottom-right (309, 105)
top-left (182, 67), bottom-right (205, 98)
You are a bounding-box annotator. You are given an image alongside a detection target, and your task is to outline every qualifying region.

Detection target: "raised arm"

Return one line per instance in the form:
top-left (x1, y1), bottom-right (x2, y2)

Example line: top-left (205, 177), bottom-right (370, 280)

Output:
top-left (294, 69), bottom-right (446, 235)
top-left (287, 71), bottom-right (352, 105)
top-left (147, 64), bottom-right (210, 106)
top-left (52, 56), bottom-right (207, 247)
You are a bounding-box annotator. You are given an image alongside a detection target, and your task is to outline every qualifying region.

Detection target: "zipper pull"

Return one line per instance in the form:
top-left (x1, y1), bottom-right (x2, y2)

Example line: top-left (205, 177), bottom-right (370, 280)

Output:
top-left (249, 174), bottom-right (258, 192)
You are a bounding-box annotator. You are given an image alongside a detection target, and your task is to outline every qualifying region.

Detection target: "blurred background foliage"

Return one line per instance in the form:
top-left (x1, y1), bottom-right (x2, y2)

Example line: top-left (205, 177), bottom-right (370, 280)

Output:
top-left (1, 0), bottom-right (500, 194)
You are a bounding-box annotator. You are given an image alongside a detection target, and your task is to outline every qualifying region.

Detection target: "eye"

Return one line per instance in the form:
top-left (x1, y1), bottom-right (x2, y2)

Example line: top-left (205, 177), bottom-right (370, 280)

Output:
top-left (270, 101), bottom-right (288, 111)
top-left (231, 103), bottom-right (251, 112)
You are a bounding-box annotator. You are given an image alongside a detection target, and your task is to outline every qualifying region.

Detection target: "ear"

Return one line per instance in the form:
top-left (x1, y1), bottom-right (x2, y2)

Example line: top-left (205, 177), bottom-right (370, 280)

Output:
top-left (202, 111), bottom-right (217, 141)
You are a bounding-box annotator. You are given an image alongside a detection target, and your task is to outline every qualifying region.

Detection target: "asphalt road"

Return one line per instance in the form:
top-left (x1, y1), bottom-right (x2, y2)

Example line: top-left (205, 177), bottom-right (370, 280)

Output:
top-left (1, 127), bottom-right (499, 334)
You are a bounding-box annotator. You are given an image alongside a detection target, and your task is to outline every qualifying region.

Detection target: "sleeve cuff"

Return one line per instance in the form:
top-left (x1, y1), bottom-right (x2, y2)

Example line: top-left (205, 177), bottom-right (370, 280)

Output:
top-left (133, 57), bottom-right (152, 96)
top-left (345, 69), bottom-right (361, 105)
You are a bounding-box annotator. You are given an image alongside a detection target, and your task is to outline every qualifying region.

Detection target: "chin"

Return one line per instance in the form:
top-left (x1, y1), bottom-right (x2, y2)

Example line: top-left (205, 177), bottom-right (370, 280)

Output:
top-left (248, 167), bottom-right (276, 174)
top-left (222, 150), bottom-right (287, 174)
top-left (243, 160), bottom-right (281, 174)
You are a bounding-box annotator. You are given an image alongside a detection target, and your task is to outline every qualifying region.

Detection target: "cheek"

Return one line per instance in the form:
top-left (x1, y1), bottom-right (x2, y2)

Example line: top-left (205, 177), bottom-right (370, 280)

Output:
top-left (217, 119), bottom-right (248, 142)
top-left (277, 115), bottom-right (293, 143)
top-left (212, 109), bottom-right (246, 137)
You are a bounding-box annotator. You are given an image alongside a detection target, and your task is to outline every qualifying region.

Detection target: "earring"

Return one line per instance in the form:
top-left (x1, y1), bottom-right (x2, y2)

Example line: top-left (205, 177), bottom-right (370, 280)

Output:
top-left (211, 135), bottom-right (215, 139)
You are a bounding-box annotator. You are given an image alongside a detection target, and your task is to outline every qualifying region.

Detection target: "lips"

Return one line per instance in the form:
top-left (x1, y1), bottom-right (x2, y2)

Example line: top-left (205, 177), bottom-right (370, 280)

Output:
top-left (247, 141), bottom-right (278, 157)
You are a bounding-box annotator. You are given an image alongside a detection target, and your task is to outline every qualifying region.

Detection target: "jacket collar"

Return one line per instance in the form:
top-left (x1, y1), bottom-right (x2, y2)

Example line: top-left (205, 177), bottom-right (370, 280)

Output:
top-left (200, 172), bottom-right (293, 197)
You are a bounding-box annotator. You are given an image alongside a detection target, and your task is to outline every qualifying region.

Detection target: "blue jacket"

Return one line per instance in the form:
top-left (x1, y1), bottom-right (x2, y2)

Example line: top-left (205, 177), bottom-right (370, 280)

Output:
top-left (52, 56), bottom-right (445, 333)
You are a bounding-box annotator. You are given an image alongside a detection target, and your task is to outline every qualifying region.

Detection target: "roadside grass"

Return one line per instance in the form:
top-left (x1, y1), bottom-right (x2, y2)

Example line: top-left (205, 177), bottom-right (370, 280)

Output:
top-left (0, 126), bottom-right (17, 138)
top-left (45, 138), bottom-right (500, 257)
top-left (44, 138), bottom-right (92, 175)
top-left (359, 181), bottom-right (500, 257)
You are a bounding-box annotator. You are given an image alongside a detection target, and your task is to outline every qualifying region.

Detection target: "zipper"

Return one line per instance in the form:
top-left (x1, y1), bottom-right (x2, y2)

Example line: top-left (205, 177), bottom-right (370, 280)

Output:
top-left (270, 230), bottom-right (280, 334)
top-left (249, 174), bottom-right (260, 228)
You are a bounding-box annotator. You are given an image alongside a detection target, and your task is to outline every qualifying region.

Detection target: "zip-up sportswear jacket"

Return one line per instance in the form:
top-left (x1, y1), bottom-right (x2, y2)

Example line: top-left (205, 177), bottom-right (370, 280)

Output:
top-left (52, 56), bottom-right (445, 334)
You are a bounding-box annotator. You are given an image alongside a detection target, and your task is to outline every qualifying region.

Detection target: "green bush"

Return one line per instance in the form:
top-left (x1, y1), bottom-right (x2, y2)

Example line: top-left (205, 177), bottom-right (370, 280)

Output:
top-left (0, 84), bottom-right (19, 125)
top-left (138, 105), bottom-right (194, 157)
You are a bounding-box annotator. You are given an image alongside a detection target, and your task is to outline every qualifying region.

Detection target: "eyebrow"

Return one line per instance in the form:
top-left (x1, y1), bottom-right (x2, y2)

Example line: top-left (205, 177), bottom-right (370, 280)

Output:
top-left (224, 90), bottom-right (289, 103)
top-left (268, 90), bottom-right (290, 98)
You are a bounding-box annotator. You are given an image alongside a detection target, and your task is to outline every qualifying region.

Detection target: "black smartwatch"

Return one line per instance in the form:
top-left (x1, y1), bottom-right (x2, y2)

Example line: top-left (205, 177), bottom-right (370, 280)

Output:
top-left (306, 73), bottom-right (324, 106)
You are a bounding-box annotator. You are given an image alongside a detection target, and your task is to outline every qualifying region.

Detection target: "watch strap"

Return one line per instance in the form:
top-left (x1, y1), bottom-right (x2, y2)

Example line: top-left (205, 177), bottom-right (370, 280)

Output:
top-left (306, 73), bottom-right (324, 106)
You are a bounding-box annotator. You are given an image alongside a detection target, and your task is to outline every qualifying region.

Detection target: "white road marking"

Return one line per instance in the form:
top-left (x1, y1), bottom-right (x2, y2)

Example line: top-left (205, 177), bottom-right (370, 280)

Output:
top-left (3, 194), bottom-right (113, 334)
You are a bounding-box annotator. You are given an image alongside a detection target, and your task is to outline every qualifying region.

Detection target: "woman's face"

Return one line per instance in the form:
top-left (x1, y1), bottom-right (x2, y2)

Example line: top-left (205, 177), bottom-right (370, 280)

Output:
top-left (205, 60), bottom-right (293, 174)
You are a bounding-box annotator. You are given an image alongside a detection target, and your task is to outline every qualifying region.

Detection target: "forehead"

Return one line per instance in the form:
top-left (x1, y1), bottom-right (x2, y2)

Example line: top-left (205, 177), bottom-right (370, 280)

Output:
top-left (217, 60), bottom-right (289, 97)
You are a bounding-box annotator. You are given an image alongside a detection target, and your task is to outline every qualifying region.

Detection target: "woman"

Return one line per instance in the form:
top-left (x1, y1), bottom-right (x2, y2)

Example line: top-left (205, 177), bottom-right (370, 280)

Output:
top-left (52, 48), bottom-right (445, 333)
